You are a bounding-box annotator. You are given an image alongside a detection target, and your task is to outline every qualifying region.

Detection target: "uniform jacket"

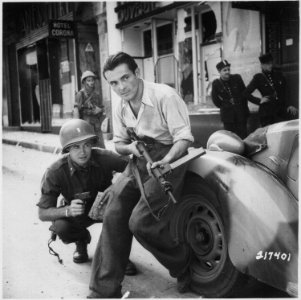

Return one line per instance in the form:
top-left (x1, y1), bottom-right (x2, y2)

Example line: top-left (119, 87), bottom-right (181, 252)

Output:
top-left (211, 74), bottom-right (250, 123)
top-left (243, 70), bottom-right (286, 118)
top-left (37, 149), bottom-right (127, 213)
top-left (75, 89), bottom-right (104, 125)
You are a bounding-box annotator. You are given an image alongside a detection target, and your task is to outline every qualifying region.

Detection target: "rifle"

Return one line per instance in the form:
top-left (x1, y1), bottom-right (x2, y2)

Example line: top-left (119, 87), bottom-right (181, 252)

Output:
top-left (126, 127), bottom-right (177, 203)
top-left (126, 128), bottom-right (206, 204)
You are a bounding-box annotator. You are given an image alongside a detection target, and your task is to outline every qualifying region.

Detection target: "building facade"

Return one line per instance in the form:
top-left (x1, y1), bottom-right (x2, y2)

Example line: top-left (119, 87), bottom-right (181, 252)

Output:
top-left (2, 1), bottom-right (299, 134)
top-left (3, 2), bottom-right (104, 132)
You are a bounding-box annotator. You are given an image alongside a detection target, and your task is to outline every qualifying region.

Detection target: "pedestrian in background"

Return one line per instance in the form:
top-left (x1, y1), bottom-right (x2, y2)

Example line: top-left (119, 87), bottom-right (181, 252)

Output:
top-left (73, 71), bottom-right (106, 148)
top-left (211, 60), bottom-right (251, 139)
top-left (88, 52), bottom-right (194, 298)
top-left (37, 119), bottom-right (137, 275)
top-left (243, 53), bottom-right (298, 127)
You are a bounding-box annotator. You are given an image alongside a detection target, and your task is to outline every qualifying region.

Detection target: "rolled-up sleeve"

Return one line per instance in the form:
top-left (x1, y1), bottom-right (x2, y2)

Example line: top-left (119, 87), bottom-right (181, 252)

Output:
top-left (37, 168), bottom-right (61, 209)
top-left (162, 93), bottom-right (194, 143)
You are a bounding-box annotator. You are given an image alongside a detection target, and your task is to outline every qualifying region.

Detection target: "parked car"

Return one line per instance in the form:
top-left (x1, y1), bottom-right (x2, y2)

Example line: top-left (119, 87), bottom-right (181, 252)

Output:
top-left (171, 119), bottom-right (298, 297)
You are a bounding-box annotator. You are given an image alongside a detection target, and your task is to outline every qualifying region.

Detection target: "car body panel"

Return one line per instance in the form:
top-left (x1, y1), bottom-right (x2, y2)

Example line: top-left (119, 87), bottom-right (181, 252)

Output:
top-left (250, 120), bottom-right (299, 199)
top-left (186, 120), bottom-right (298, 294)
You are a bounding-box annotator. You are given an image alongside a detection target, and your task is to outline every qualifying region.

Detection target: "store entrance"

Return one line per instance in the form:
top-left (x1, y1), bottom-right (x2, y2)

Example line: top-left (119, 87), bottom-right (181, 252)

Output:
top-left (18, 46), bottom-right (40, 125)
top-left (18, 38), bottom-right (64, 132)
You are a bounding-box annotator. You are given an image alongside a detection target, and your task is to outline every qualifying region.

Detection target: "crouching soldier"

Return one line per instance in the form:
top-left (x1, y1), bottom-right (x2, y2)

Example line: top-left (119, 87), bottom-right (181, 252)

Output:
top-left (37, 119), bottom-right (137, 275)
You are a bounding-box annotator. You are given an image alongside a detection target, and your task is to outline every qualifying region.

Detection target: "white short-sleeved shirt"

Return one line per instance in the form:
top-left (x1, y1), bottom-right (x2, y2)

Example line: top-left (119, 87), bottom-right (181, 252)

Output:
top-left (113, 80), bottom-right (194, 145)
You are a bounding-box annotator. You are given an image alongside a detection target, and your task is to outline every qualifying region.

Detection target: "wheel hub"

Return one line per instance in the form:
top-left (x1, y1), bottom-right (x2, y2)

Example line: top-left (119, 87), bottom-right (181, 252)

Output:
top-left (170, 196), bottom-right (227, 279)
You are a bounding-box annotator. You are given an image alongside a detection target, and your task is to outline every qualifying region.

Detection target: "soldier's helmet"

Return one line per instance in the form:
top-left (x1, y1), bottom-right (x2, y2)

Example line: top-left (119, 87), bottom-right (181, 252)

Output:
top-left (59, 119), bottom-right (98, 153)
top-left (81, 70), bottom-right (97, 83)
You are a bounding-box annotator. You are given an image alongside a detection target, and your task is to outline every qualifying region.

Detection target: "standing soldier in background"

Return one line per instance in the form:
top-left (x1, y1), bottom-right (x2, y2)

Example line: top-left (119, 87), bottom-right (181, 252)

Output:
top-left (243, 53), bottom-right (298, 127)
top-left (211, 60), bottom-right (251, 139)
top-left (73, 71), bottom-right (106, 148)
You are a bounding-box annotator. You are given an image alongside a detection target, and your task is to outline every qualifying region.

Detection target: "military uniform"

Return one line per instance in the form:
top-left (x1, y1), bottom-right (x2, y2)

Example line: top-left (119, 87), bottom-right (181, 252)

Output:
top-left (243, 70), bottom-right (286, 126)
top-left (75, 89), bottom-right (105, 148)
top-left (211, 74), bottom-right (250, 138)
top-left (37, 149), bottom-right (127, 243)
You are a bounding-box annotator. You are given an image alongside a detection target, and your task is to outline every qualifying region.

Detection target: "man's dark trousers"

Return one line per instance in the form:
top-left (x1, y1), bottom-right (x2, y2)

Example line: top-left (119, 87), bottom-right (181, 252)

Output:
top-left (89, 143), bottom-right (190, 297)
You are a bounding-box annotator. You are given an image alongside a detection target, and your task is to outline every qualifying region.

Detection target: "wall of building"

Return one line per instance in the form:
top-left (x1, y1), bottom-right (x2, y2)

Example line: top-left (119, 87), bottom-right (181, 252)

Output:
top-left (222, 3), bottom-right (261, 85)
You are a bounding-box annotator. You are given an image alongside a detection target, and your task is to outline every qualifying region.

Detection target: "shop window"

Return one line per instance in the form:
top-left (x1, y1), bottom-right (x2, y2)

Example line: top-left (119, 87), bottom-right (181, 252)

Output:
top-left (143, 30), bottom-right (152, 57)
top-left (202, 11), bottom-right (217, 43)
top-left (157, 23), bottom-right (173, 56)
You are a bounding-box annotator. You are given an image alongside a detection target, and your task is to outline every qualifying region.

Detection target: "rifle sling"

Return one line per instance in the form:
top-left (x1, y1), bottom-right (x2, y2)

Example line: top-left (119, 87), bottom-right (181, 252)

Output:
top-left (131, 159), bottom-right (161, 221)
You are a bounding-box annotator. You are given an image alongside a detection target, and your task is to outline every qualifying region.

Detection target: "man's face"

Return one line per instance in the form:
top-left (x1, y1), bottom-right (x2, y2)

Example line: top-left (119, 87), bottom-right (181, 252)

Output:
top-left (84, 77), bottom-right (95, 89)
top-left (261, 62), bottom-right (273, 72)
top-left (69, 140), bottom-right (92, 167)
top-left (219, 66), bottom-right (231, 80)
top-left (104, 63), bottom-right (140, 102)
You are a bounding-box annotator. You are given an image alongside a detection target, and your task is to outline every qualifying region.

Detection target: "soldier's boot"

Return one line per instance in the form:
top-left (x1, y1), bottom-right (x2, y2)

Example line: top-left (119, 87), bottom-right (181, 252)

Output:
top-left (73, 233), bottom-right (91, 263)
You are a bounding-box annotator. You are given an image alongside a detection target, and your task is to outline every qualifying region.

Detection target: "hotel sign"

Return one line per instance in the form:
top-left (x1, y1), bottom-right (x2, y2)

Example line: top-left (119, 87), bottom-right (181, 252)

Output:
top-left (49, 20), bottom-right (76, 38)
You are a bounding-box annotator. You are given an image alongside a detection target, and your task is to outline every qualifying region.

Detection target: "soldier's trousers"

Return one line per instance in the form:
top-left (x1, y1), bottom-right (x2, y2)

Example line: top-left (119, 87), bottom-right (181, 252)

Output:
top-left (50, 215), bottom-right (95, 244)
top-left (89, 143), bottom-right (190, 298)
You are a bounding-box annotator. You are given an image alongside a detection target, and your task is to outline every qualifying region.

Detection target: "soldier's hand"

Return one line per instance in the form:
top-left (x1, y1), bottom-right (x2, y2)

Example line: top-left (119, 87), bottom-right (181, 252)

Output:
top-left (260, 96), bottom-right (271, 104)
top-left (68, 199), bottom-right (85, 217)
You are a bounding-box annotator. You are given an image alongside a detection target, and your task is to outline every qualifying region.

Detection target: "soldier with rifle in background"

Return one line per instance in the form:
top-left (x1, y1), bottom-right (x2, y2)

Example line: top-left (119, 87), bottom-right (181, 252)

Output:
top-left (73, 71), bottom-right (106, 148)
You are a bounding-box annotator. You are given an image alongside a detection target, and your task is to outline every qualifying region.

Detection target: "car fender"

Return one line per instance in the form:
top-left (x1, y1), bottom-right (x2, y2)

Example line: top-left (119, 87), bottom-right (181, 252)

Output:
top-left (187, 150), bottom-right (298, 293)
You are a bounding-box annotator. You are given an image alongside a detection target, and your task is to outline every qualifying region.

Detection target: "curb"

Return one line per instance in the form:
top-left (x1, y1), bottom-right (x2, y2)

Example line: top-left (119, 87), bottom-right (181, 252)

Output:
top-left (3, 139), bottom-right (62, 154)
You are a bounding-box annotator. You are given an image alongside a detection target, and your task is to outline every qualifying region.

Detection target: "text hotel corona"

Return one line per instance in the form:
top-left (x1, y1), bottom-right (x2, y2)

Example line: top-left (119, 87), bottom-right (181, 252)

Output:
top-left (50, 22), bottom-right (75, 38)
top-left (51, 29), bottom-right (74, 37)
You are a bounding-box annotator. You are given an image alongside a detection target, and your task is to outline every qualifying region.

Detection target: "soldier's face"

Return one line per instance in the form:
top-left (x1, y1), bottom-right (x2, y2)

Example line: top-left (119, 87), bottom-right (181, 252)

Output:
top-left (220, 67), bottom-right (231, 80)
top-left (84, 77), bottom-right (95, 89)
top-left (69, 140), bottom-right (92, 167)
top-left (261, 62), bottom-right (273, 72)
top-left (105, 63), bottom-right (141, 102)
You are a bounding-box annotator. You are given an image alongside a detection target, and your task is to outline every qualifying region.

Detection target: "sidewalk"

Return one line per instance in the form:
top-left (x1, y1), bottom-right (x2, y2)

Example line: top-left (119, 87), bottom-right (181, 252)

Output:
top-left (2, 129), bottom-right (115, 154)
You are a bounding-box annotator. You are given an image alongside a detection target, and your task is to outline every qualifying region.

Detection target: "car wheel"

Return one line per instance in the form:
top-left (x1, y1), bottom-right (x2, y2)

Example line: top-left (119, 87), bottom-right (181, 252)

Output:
top-left (171, 177), bottom-right (247, 297)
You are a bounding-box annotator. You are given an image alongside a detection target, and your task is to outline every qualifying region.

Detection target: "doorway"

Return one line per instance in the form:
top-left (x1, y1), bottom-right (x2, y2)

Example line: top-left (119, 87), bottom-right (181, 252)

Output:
top-left (18, 47), bottom-right (40, 124)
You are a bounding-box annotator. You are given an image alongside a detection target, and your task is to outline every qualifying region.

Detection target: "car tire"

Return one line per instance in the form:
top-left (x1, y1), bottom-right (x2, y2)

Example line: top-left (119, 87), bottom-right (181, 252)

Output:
top-left (171, 173), bottom-right (248, 297)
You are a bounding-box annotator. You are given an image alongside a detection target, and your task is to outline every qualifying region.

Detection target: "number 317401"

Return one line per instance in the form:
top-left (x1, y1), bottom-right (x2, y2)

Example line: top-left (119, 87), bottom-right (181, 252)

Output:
top-left (256, 251), bottom-right (291, 261)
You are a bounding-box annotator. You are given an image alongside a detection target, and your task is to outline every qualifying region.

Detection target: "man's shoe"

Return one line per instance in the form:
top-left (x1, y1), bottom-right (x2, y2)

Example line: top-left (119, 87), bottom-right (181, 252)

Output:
top-left (73, 240), bottom-right (89, 263)
top-left (177, 268), bottom-right (191, 294)
top-left (125, 260), bottom-right (138, 276)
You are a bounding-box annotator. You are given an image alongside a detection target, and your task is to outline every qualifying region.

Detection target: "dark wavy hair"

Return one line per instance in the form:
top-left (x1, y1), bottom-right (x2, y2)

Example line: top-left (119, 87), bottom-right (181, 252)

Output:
top-left (103, 52), bottom-right (138, 79)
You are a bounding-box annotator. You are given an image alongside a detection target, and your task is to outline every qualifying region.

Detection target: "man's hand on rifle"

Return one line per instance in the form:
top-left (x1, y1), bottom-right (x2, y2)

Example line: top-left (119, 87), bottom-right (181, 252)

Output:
top-left (146, 159), bottom-right (168, 178)
top-left (130, 141), bottom-right (143, 157)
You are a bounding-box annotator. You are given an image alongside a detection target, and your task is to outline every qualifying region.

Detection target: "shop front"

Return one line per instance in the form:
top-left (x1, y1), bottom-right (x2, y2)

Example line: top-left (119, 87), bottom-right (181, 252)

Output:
top-left (110, 1), bottom-right (263, 114)
top-left (3, 3), bottom-right (101, 133)
top-left (16, 23), bottom-right (77, 132)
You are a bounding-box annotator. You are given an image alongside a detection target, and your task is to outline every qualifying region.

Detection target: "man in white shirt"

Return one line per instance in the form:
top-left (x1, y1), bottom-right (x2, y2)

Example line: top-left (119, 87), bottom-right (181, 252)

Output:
top-left (88, 52), bottom-right (194, 298)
